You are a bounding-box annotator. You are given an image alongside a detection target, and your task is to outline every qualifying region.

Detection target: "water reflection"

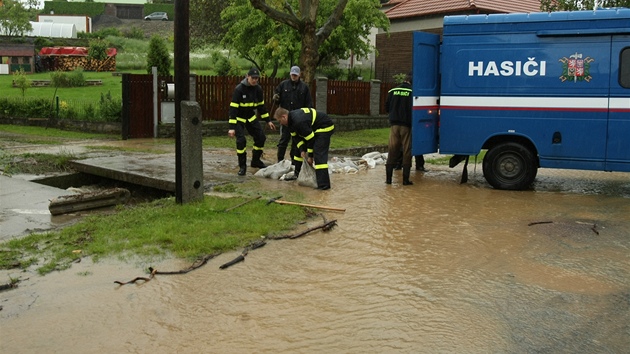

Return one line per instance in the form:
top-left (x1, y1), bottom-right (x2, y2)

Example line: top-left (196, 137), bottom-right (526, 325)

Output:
top-left (2, 165), bottom-right (629, 353)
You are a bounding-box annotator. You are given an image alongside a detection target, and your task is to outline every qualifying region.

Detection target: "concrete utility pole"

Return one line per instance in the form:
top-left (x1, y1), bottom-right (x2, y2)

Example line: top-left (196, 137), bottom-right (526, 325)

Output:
top-left (174, 0), bottom-right (204, 204)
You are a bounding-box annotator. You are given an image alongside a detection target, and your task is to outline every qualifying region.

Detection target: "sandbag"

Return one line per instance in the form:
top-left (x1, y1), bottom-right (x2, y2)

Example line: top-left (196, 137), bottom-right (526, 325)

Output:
top-left (297, 161), bottom-right (318, 188)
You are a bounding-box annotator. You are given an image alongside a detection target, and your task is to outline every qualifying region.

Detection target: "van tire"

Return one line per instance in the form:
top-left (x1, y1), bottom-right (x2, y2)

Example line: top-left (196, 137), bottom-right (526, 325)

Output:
top-left (482, 142), bottom-right (537, 190)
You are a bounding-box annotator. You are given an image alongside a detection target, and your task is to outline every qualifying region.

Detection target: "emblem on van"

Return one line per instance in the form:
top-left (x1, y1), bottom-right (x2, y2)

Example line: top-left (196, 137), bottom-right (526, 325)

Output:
top-left (559, 53), bottom-right (594, 83)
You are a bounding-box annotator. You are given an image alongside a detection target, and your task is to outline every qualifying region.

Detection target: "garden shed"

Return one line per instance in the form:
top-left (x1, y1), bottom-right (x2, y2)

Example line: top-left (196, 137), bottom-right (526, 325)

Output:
top-left (0, 44), bottom-right (35, 74)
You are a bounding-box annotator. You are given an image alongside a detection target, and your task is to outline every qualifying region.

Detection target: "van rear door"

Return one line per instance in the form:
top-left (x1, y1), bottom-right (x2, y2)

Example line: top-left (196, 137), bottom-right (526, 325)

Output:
top-left (606, 36), bottom-right (630, 171)
top-left (411, 32), bottom-right (440, 156)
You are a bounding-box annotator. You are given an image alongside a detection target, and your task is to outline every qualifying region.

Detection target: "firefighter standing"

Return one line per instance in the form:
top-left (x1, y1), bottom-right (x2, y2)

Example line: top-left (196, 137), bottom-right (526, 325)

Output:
top-left (385, 72), bottom-right (414, 185)
top-left (273, 107), bottom-right (334, 190)
top-left (272, 66), bottom-right (313, 164)
top-left (228, 68), bottom-right (276, 176)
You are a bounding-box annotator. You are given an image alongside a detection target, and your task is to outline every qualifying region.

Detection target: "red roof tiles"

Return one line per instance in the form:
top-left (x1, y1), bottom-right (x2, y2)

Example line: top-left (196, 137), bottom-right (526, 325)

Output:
top-left (385, 0), bottom-right (542, 19)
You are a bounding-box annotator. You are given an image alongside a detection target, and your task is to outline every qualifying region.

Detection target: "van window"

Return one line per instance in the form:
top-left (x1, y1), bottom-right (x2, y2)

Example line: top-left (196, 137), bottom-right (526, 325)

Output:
top-left (621, 48), bottom-right (630, 88)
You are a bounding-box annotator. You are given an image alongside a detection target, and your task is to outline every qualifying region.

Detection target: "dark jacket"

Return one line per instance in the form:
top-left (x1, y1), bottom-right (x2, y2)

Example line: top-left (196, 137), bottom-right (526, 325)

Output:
top-left (274, 79), bottom-right (312, 111)
top-left (288, 108), bottom-right (334, 156)
top-left (228, 78), bottom-right (270, 129)
top-left (385, 81), bottom-right (412, 127)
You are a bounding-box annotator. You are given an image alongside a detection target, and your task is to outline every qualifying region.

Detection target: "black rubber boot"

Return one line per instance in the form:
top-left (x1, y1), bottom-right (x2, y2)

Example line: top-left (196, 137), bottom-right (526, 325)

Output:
top-left (415, 155), bottom-right (427, 171)
top-left (402, 166), bottom-right (413, 185)
top-left (251, 150), bottom-right (267, 168)
top-left (385, 164), bottom-right (394, 184)
top-left (237, 153), bottom-right (247, 176)
top-left (315, 168), bottom-right (331, 190)
top-left (277, 146), bottom-right (287, 162)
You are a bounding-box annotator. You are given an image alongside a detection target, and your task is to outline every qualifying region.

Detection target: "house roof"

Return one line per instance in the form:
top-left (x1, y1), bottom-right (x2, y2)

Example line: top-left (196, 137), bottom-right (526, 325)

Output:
top-left (0, 44), bottom-right (35, 57)
top-left (385, 0), bottom-right (542, 20)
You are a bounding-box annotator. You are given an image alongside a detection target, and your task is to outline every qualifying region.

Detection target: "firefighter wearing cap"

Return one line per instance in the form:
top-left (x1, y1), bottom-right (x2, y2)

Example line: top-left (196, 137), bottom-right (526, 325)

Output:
top-left (273, 107), bottom-right (334, 190)
top-left (228, 67), bottom-right (276, 176)
top-left (272, 66), bottom-right (313, 167)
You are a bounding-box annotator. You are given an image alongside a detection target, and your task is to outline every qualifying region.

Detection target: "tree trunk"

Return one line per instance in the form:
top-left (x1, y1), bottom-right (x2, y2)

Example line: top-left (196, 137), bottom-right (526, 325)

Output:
top-left (300, 22), bottom-right (319, 85)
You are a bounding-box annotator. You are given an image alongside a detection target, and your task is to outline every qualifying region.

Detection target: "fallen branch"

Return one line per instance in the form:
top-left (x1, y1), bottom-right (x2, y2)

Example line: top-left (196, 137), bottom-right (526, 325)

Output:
top-left (219, 240), bottom-right (267, 270)
top-left (224, 196), bottom-right (261, 212)
top-left (528, 221), bottom-right (553, 226)
top-left (269, 218), bottom-right (337, 240)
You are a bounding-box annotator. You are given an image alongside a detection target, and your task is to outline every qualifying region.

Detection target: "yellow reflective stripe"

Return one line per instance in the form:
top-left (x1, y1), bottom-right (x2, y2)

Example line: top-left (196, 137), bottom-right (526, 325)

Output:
top-left (228, 118), bottom-right (237, 124)
top-left (388, 87), bottom-right (412, 94)
top-left (252, 146), bottom-right (263, 151)
top-left (307, 148), bottom-right (313, 153)
top-left (260, 112), bottom-right (269, 119)
top-left (230, 102), bottom-right (239, 108)
top-left (304, 132), bottom-right (315, 141)
top-left (311, 110), bottom-right (317, 125)
top-left (315, 125), bottom-right (334, 133)
top-left (247, 114), bottom-right (257, 122)
top-left (239, 102), bottom-right (256, 107)
top-left (296, 141), bottom-right (304, 148)
top-left (314, 163), bottom-right (328, 169)
top-left (290, 132), bottom-right (296, 136)
top-left (294, 156), bottom-right (304, 162)
top-left (236, 117), bottom-right (247, 123)
top-left (300, 108), bottom-right (311, 114)
top-left (237, 148), bottom-right (246, 154)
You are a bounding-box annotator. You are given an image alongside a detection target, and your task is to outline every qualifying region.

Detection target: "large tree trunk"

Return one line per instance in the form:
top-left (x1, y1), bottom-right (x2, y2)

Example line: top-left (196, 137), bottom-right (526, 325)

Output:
top-left (300, 22), bottom-right (320, 84)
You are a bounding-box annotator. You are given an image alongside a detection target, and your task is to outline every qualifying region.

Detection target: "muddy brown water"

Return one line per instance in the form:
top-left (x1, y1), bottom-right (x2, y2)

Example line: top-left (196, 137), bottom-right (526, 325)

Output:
top-left (1, 164), bottom-right (629, 353)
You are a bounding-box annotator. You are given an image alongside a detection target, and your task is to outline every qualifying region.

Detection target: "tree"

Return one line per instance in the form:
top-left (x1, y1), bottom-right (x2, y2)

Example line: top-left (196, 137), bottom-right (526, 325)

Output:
top-left (12, 68), bottom-right (31, 98)
top-left (0, 0), bottom-right (34, 36)
top-left (190, 0), bottom-right (230, 48)
top-left (222, 0), bottom-right (389, 83)
top-left (540, 0), bottom-right (630, 11)
top-left (146, 35), bottom-right (172, 77)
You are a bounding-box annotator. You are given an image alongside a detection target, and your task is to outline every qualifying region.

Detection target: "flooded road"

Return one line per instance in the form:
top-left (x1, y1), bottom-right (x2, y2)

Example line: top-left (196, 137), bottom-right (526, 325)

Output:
top-left (2, 163), bottom-right (629, 353)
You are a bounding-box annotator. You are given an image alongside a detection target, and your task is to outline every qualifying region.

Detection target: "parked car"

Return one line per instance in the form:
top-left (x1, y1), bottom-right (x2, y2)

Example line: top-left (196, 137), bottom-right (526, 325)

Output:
top-left (144, 12), bottom-right (168, 21)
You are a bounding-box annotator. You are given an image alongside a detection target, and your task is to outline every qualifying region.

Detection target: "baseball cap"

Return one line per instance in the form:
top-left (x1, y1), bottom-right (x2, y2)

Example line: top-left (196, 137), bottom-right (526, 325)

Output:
top-left (290, 66), bottom-right (301, 75)
top-left (247, 68), bottom-right (260, 77)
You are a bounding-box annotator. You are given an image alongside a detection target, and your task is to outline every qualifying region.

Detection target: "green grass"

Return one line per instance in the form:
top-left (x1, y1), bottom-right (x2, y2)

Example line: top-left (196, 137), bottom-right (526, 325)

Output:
top-left (0, 124), bottom-right (119, 140)
top-left (0, 195), bottom-right (306, 275)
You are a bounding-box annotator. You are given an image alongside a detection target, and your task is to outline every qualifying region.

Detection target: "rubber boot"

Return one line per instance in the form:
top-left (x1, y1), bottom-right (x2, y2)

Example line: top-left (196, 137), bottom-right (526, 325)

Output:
top-left (385, 164), bottom-right (394, 184)
top-left (277, 146), bottom-right (287, 163)
top-left (402, 166), bottom-right (413, 185)
top-left (415, 155), bottom-right (427, 172)
top-left (237, 153), bottom-right (247, 176)
top-left (315, 168), bottom-right (331, 190)
top-left (251, 150), bottom-right (267, 168)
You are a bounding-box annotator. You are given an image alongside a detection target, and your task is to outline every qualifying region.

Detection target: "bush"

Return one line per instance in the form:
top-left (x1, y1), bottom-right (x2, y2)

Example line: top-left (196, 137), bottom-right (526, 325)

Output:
top-left (98, 91), bottom-right (122, 122)
top-left (146, 35), bottom-right (171, 76)
top-left (0, 97), bottom-right (52, 119)
top-left (124, 27), bottom-right (145, 40)
top-left (88, 39), bottom-right (109, 61)
top-left (50, 68), bottom-right (86, 88)
top-left (321, 66), bottom-right (344, 80)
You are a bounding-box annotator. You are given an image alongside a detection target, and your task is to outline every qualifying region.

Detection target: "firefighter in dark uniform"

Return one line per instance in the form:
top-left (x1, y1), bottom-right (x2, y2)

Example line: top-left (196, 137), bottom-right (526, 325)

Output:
top-left (272, 66), bottom-right (313, 164)
top-left (385, 72), bottom-right (414, 185)
top-left (228, 68), bottom-right (276, 176)
top-left (273, 107), bottom-right (335, 190)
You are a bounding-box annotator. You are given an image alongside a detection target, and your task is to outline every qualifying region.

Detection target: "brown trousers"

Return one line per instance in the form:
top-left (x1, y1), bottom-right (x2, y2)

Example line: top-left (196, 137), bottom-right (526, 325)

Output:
top-left (386, 125), bottom-right (412, 167)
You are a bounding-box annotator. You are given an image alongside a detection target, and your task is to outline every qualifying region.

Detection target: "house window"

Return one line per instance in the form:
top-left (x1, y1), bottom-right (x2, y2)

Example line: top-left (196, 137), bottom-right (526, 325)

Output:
top-left (11, 57), bottom-right (19, 64)
top-left (23, 56), bottom-right (31, 64)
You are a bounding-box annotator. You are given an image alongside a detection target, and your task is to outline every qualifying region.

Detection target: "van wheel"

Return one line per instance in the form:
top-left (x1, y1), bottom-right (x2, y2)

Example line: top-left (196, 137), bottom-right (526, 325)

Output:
top-left (482, 142), bottom-right (537, 190)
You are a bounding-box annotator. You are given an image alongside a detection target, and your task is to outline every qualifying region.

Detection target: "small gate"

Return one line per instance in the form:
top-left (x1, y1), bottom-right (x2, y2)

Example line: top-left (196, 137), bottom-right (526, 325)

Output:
top-left (122, 74), bottom-right (154, 139)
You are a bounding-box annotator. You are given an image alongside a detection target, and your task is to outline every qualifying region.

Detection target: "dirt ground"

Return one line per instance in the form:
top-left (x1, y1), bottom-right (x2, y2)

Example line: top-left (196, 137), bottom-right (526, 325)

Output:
top-left (92, 15), bottom-right (174, 39)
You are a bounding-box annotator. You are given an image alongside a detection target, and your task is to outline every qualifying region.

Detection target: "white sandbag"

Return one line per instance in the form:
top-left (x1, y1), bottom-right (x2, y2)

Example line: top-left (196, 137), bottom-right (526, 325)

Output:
top-left (254, 160), bottom-right (293, 179)
top-left (362, 151), bottom-right (383, 160)
top-left (297, 161), bottom-right (318, 188)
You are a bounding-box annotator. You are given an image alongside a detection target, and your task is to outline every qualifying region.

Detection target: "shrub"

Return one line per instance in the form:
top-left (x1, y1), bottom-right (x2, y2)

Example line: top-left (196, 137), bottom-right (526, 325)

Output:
top-left (146, 35), bottom-right (171, 76)
top-left (50, 68), bottom-right (86, 88)
top-left (12, 68), bottom-right (31, 98)
top-left (98, 91), bottom-right (122, 122)
top-left (88, 39), bottom-right (109, 61)
top-left (124, 27), bottom-right (145, 40)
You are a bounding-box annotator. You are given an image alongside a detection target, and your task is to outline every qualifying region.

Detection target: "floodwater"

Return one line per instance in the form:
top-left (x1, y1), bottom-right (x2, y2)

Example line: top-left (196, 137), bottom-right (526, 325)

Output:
top-left (1, 164), bottom-right (629, 353)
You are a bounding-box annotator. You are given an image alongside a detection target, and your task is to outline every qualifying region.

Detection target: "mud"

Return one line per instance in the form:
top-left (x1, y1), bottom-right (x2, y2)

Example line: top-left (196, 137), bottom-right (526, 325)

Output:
top-left (1, 154), bottom-right (629, 353)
